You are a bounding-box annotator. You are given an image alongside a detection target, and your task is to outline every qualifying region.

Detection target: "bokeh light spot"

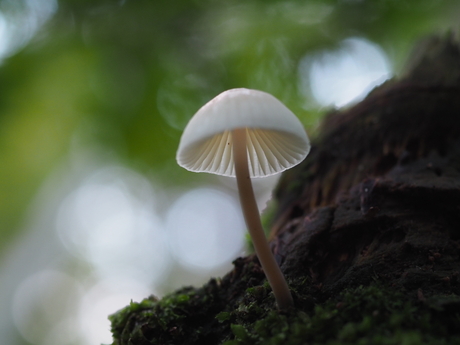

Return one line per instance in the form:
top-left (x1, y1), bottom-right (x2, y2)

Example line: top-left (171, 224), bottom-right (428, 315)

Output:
top-left (56, 166), bottom-right (170, 285)
top-left (166, 188), bottom-right (246, 270)
top-left (78, 279), bottom-right (151, 345)
top-left (299, 37), bottom-right (392, 108)
top-left (0, 0), bottom-right (57, 62)
top-left (12, 270), bottom-right (82, 345)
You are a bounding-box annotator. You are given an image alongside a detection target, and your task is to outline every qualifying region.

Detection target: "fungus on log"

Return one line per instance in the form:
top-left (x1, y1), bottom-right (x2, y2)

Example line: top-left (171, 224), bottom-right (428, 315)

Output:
top-left (110, 33), bottom-right (460, 345)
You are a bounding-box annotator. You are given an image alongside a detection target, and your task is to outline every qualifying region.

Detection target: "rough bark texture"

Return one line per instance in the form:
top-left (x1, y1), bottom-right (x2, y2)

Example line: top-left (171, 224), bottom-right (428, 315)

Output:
top-left (110, 33), bottom-right (460, 345)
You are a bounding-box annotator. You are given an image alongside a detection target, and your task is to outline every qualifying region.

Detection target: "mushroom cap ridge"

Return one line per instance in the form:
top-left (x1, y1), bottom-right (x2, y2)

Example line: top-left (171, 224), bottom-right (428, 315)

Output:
top-left (176, 88), bottom-right (310, 178)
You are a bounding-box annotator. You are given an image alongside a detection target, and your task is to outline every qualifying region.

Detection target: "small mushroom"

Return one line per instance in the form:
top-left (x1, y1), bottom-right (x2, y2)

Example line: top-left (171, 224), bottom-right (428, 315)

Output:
top-left (176, 88), bottom-right (310, 309)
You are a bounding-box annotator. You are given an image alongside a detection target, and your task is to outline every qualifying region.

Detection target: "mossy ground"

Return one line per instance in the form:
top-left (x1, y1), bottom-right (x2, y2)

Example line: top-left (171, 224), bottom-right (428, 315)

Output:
top-left (109, 279), bottom-right (460, 344)
top-left (223, 284), bottom-right (460, 345)
top-left (109, 280), bottom-right (227, 344)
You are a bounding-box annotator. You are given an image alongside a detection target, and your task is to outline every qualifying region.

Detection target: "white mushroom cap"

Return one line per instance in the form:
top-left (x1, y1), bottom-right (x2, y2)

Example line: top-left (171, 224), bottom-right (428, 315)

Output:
top-left (176, 88), bottom-right (310, 178)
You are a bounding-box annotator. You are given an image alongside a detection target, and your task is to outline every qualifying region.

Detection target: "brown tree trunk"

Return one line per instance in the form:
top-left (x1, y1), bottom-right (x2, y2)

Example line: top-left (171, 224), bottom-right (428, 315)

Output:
top-left (110, 33), bottom-right (460, 345)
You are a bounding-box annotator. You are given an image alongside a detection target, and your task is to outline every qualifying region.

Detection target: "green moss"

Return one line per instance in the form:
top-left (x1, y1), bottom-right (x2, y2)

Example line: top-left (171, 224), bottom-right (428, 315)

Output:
top-left (110, 281), bottom-right (460, 345)
top-left (223, 285), bottom-right (460, 345)
top-left (109, 296), bottom-right (159, 339)
top-left (109, 282), bottom-right (228, 345)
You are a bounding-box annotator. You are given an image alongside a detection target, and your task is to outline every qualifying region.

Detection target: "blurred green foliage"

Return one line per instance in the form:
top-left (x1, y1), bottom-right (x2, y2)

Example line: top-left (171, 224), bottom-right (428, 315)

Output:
top-left (0, 0), bottom-right (458, 252)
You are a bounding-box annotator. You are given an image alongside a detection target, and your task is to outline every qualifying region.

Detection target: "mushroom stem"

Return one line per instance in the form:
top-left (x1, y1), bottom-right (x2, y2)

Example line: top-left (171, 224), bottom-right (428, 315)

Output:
top-left (232, 128), bottom-right (294, 310)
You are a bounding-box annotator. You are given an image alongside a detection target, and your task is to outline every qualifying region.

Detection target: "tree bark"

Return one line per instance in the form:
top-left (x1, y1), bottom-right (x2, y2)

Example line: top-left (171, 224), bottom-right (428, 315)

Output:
top-left (110, 33), bottom-right (460, 345)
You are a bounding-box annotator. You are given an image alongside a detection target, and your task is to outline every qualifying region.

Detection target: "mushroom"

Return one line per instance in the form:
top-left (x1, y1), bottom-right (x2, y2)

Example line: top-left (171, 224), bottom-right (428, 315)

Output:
top-left (176, 88), bottom-right (310, 310)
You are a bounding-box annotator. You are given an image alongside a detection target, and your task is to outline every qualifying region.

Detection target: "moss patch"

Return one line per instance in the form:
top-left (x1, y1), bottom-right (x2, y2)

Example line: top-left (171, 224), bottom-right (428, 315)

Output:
top-left (224, 284), bottom-right (460, 345)
top-left (110, 281), bottom-right (460, 344)
top-left (110, 280), bottom-right (228, 345)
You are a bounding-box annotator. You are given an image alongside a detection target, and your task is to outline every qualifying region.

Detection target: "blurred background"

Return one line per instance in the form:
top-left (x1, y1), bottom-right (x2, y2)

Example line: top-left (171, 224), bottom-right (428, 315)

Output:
top-left (0, 0), bottom-right (458, 344)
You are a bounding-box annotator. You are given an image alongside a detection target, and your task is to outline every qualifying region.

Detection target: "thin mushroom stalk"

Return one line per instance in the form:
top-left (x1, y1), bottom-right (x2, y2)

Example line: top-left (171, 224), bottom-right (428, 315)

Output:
top-left (232, 128), bottom-right (294, 310)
